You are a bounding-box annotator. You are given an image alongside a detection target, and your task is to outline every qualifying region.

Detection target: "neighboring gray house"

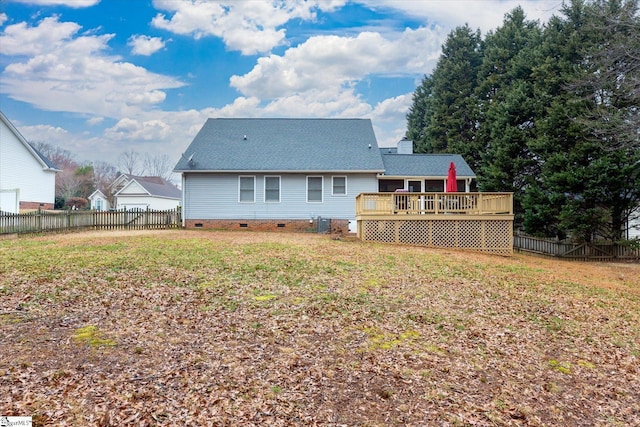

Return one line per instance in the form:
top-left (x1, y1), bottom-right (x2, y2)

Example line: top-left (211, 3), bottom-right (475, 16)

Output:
top-left (174, 118), bottom-right (475, 232)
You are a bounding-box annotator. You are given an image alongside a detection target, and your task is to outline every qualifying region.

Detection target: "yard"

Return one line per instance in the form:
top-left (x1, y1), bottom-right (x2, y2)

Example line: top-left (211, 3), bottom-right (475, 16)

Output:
top-left (1, 230), bottom-right (638, 426)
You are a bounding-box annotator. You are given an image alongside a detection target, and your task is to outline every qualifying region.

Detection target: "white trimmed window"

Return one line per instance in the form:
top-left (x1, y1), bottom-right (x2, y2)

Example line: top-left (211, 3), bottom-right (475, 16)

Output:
top-left (239, 176), bottom-right (255, 203)
top-left (307, 176), bottom-right (323, 202)
top-left (264, 176), bottom-right (280, 203)
top-left (332, 176), bottom-right (347, 196)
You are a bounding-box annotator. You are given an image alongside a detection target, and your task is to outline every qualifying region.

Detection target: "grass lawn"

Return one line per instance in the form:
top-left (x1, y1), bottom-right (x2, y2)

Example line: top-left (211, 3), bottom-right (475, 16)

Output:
top-left (1, 230), bottom-right (638, 426)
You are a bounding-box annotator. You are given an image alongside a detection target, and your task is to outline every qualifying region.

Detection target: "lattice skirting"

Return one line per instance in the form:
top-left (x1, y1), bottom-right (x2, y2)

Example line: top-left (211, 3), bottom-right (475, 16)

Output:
top-left (358, 218), bottom-right (513, 255)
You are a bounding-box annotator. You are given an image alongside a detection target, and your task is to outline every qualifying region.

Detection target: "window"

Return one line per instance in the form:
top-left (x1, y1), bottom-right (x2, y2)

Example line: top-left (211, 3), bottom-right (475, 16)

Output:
top-left (264, 176), bottom-right (280, 203)
top-left (424, 179), bottom-right (444, 192)
top-left (378, 179), bottom-right (403, 192)
top-left (307, 176), bottom-right (323, 202)
top-left (239, 176), bottom-right (255, 202)
top-left (408, 180), bottom-right (421, 192)
top-left (332, 176), bottom-right (347, 196)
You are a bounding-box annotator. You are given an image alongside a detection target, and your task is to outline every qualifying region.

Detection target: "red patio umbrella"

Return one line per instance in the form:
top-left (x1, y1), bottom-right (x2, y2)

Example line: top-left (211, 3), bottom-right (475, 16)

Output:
top-left (446, 161), bottom-right (457, 192)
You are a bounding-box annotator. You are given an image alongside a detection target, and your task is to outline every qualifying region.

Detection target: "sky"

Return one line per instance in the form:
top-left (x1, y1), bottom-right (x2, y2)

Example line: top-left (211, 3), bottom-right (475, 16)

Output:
top-left (0, 0), bottom-right (563, 168)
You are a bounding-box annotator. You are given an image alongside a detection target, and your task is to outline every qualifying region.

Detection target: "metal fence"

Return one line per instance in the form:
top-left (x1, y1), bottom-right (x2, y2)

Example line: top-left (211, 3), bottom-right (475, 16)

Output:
top-left (0, 208), bottom-right (182, 235)
top-left (514, 233), bottom-right (640, 261)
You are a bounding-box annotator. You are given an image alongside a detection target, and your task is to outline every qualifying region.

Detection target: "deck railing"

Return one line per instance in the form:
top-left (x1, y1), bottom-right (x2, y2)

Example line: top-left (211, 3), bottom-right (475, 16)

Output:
top-left (356, 192), bottom-right (513, 216)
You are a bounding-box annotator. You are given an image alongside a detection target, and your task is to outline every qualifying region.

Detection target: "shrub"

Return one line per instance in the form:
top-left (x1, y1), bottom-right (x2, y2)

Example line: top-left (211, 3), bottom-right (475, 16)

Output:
top-left (65, 197), bottom-right (88, 210)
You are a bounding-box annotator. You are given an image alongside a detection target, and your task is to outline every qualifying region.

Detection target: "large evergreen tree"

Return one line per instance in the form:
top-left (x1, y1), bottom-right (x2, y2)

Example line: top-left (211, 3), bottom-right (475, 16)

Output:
top-left (406, 25), bottom-right (483, 170)
top-left (406, 75), bottom-right (435, 154)
top-left (522, 0), bottom-right (591, 238)
top-left (524, 0), bottom-right (640, 241)
top-left (406, 0), bottom-right (640, 242)
top-left (475, 7), bottom-right (543, 220)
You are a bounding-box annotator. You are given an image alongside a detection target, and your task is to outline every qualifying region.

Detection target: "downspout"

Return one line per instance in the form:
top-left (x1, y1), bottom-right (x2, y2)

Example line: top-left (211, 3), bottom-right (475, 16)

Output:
top-left (181, 173), bottom-right (186, 227)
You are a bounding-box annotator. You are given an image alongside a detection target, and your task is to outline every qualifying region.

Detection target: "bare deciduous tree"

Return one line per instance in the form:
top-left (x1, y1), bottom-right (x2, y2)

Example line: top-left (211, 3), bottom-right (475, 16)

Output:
top-left (30, 141), bottom-right (83, 200)
top-left (92, 161), bottom-right (118, 193)
top-left (30, 141), bottom-right (75, 171)
top-left (117, 149), bottom-right (142, 175)
top-left (142, 153), bottom-right (174, 181)
top-left (571, 0), bottom-right (640, 151)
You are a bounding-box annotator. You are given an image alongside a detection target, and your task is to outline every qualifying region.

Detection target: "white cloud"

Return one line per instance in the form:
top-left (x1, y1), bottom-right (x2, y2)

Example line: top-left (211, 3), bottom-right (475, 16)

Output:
top-left (10, 0), bottom-right (100, 8)
top-left (357, 0), bottom-right (561, 34)
top-left (0, 13), bottom-right (8, 26)
top-left (230, 26), bottom-right (442, 99)
top-left (151, 0), bottom-right (346, 55)
top-left (206, 97), bottom-right (262, 117)
top-left (87, 116), bottom-right (104, 126)
top-left (19, 123), bottom-right (69, 140)
top-left (370, 93), bottom-right (412, 123)
top-left (128, 34), bottom-right (166, 56)
top-left (262, 88), bottom-right (371, 118)
top-left (369, 93), bottom-right (414, 147)
top-left (18, 122), bottom-right (109, 164)
top-left (0, 16), bottom-right (85, 55)
top-left (105, 118), bottom-right (171, 142)
top-left (106, 89), bottom-right (167, 106)
top-left (0, 16), bottom-right (184, 119)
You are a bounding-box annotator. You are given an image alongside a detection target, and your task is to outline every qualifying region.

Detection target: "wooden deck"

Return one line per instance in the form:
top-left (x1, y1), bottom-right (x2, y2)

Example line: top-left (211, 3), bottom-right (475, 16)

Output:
top-left (355, 192), bottom-right (514, 255)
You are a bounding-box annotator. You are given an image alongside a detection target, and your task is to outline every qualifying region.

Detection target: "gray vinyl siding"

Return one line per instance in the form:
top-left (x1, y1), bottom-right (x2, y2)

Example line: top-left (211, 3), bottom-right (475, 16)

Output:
top-left (184, 173), bottom-right (377, 220)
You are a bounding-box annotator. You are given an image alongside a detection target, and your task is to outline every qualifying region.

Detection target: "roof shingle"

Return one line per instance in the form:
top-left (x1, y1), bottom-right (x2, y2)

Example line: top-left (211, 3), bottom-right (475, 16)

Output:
top-left (380, 153), bottom-right (476, 178)
top-left (174, 118), bottom-right (385, 172)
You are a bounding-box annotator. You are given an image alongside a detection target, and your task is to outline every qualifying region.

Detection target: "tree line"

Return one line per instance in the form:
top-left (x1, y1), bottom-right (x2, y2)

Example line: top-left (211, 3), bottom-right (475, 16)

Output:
top-left (406, 0), bottom-right (639, 242)
top-left (32, 143), bottom-right (176, 209)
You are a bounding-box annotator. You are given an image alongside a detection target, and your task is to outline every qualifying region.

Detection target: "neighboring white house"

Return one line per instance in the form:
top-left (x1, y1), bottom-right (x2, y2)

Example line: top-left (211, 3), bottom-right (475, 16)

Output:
top-left (0, 110), bottom-right (59, 213)
top-left (173, 118), bottom-right (476, 232)
top-left (88, 189), bottom-right (110, 211)
top-left (114, 176), bottom-right (181, 210)
top-left (88, 174), bottom-right (181, 211)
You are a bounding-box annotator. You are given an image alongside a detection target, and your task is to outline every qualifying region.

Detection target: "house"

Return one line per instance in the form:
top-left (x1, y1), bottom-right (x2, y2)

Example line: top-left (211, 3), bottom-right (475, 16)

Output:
top-left (88, 174), bottom-right (181, 211)
top-left (113, 175), bottom-right (181, 210)
top-left (88, 189), bottom-right (110, 211)
top-left (174, 118), bottom-right (476, 233)
top-left (108, 173), bottom-right (135, 195)
top-left (0, 110), bottom-right (59, 213)
top-left (87, 173), bottom-right (137, 210)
